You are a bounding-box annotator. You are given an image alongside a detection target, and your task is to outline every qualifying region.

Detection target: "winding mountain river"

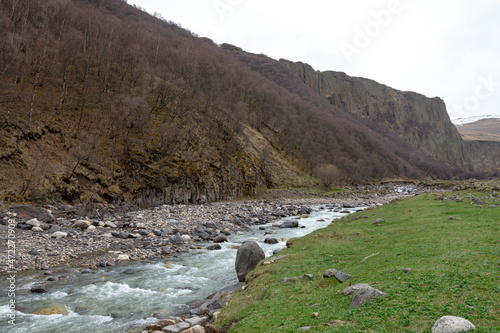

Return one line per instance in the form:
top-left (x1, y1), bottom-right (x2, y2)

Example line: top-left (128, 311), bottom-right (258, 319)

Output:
top-left (1, 205), bottom-right (364, 333)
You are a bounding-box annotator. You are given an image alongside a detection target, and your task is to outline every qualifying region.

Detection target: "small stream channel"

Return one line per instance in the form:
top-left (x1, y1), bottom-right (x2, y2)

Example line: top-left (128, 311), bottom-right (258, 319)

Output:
top-left (0, 205), bottom-right (365, 333)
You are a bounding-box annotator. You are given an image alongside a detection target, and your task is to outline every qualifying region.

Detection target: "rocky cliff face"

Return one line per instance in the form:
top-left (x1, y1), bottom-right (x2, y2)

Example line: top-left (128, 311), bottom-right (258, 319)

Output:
top-left (464, 141), bottom-right (500, 173)
top-left (280, 60), bottom-right (472, 169)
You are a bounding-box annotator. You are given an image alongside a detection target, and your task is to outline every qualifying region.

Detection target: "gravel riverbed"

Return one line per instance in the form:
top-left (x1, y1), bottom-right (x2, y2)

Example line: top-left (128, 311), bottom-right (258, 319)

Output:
top-left (0, 185), bottom-right (423, 274)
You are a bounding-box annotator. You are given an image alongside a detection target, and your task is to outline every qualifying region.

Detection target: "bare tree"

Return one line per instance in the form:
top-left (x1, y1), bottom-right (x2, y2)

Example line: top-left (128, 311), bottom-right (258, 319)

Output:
top-left (314, 164), bottom-right (343, 188)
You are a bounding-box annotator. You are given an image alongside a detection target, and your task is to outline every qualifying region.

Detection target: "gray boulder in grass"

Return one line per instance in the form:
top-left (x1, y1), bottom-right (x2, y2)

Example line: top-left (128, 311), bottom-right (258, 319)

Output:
top-left (348, 286), bottom-right (386, 308)
top-left (235, 241), bottom-right (265, 282)
top-left (431, 316), bottom-right (476, 333)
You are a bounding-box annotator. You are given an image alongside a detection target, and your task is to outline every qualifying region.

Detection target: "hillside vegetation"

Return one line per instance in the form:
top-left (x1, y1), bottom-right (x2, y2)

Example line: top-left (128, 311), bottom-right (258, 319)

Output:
top-left (217, 182), bottom-right (500, 332)
top-left (280, 60), bottom-right (472, 170)
top-left (0, 0), bottom-right (474, 208)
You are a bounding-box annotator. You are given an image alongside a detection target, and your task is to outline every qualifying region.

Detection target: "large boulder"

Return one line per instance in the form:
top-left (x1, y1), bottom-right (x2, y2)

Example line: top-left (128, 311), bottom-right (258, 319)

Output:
top-left (432, 316), bottom-right (476, 333)
top-left (12, 205), bottom-right (55, 223)
top-left (348, 286), bottom-right (386, 308)
top-left (235, 241), bottom-right (265, 282)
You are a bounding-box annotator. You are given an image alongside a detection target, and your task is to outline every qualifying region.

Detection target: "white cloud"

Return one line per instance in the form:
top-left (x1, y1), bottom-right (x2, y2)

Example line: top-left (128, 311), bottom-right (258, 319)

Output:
top-left (130, 0), bottom-right (500, 120)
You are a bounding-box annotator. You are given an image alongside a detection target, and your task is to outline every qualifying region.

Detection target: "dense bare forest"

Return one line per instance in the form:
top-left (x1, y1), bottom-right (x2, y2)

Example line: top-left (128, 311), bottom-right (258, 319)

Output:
top-left (0, 0), bottom-right (475, 207)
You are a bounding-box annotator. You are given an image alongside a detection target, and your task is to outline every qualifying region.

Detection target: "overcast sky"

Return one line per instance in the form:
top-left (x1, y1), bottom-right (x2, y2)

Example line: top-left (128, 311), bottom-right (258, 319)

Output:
top-left (129, 0), bottom-right (500, 124)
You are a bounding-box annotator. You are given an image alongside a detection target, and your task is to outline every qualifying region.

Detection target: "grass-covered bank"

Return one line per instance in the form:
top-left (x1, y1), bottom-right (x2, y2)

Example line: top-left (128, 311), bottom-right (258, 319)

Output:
top-left (217, 184), bottom-right (500, 332)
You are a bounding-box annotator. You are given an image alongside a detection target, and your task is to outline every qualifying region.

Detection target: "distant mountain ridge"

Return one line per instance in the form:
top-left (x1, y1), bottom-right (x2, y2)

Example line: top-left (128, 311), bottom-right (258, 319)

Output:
top-left (453, 115), bottom-right (500, 125)
top-left (456, 118), bottom-right (500, 142)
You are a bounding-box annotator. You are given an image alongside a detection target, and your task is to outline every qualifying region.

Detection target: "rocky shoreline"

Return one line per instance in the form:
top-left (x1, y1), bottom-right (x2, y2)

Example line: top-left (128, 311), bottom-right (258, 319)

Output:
top-left (0, 185), bottom-right (423, 275)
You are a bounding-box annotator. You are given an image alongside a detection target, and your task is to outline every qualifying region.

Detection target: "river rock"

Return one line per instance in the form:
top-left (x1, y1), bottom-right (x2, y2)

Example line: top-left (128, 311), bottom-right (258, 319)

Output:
top-left (348, 286), bottom-right (386, 308)
top-left (198, 230), bottom-right (211, 240)
top-left (33, 306), bottom-right (68, 315)
top-left (432, 316), bottom-right (476, 333)
top-left (28, 249), bottom-right (40, 255)
top-left (32, 226), bottom-right (43, 232)
top-left (235, 241), bottom-right (265, 282)
top-left (118, 254), bottom-right (130, 261)
top-left (184, 316), bottom-right (208, 327)
top-left (323, 269), bottom-right (352, 282)
top-left (135, 222), bottom-right (146, 229)
top-left (74, 304), bottom-right (90, 314)
top-left (204, 221), bottom-right (218, 229)
top-left (49, 225), bottom-right (61, 233)
top-left (264, 238), bottom-right (279, 244)
top-left (26, 218), bottom-right (41, 228)
top-left (181, 235), bottom-right (192, 243)
top-left (111, 231), bottom-right (128, 239)
top-left (213, 235), bottom-right (228, 243)
top-left (163, 322), bottom-right (190, 333)
top-left (73, 220), bottom-right (91, 229)
top-left (183, 325), bottom-right (205, 333)
top-left (279, 221), bottom-right (299, 228)
top-left (31, 284), bottom-right (47, 293)
top-left (105, 221), bottom-right (117, 228)
top-left (172, 233), bottom-right (183, 244)
top-left (207, 244), bottom-right (222, 251)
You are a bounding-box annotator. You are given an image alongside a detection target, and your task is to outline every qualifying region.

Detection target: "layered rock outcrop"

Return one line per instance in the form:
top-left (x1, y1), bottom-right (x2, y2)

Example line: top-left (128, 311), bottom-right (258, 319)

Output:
top-left (464, 141), bottom-right (500, 172)
top-left (280, 60), bottom-right (472, 169)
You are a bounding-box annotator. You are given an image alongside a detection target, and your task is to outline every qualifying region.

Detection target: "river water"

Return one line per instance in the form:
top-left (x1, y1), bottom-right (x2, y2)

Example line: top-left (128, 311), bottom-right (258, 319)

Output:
top-left (0, 205), bottom-right (363, 333)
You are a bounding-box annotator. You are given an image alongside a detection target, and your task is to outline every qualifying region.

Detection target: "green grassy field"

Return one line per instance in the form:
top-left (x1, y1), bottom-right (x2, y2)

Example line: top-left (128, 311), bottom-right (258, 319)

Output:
top-left (217, 185), bottom-right (500, 332)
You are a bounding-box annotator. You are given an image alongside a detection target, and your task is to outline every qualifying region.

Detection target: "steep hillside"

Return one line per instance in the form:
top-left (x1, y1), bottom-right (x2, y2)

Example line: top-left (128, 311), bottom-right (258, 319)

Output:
top-left (0, 0), bottom-right (463, 208)
top-left (456, 118), bottom-right (500, 142)
top-left (280, 60), bottom-right (472, 169)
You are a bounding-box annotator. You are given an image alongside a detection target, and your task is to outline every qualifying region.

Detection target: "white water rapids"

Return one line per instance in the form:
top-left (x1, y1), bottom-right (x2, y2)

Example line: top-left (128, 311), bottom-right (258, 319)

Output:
top-left (0, 205), bottom-right (364, 333)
